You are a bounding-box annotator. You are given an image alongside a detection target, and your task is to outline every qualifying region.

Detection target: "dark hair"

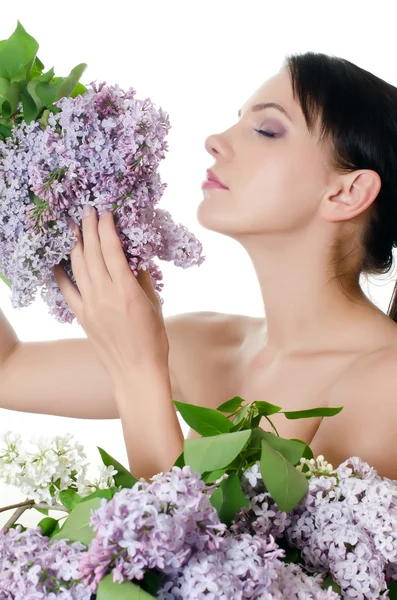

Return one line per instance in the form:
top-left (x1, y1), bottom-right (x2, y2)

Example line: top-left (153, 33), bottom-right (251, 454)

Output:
top-left (281, 51), bottom-right (397, 322)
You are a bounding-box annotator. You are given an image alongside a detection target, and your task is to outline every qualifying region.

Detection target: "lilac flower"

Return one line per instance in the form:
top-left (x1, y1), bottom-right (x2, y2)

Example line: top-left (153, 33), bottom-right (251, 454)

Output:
top-left (0, 83), bottom-right (204, 322)
top-left (0, 525), bottom-right (91, 599)
top-left (232, 461), bottom-right (291, 539)
top-left (158, 533), bottom-right (338, 599)
top-left (77, 466), bottom-right (226, 593)
top-left (286, 457), bottom-right (397, 598)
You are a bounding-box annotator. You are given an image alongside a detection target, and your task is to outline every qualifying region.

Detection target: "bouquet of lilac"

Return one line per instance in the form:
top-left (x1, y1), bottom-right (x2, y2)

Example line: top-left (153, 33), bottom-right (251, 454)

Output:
top-left (0, 22), bottom-right (204, 322)
top-left (1, 396), bottom-right (396, 599)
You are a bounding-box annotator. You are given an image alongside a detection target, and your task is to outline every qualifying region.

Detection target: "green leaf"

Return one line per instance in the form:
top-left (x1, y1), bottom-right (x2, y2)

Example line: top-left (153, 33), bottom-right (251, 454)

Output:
top-left (79, 488), bottom-right (117, 503)
top-left (21, 88), bottom-right (39, 124)
top-left (29, 55), bottom-right (45, 79)
top-left (174, 401), bottom-right (233, 436)
top-left (216, 473), bottom-right (249, 525)
top-left (97, 574), bottom-right (155, 599)
top-left (33, 81), bottom-right (58, 109)
top-left (322, 573), bottom-right (342, 594)
top-left (3, 81), bottom-right (21, 117)
top-left (254, 401), bottom-right (282, 416)
top-left (0, 21), bottom-right (39, 81)
top-left (388, 583), bottom-right (397, 599)
top-left (216, 396), bottom-right (244, 413)
top-left (71, 81), bottom-right (88, 98)
top-left (209, 486), bottom-right (223, 512)
top-left (141, 570), bottom-right (162, 596)
top-left (97, 446), bottom-right (138, 488)
top-left (0, 78), bottom-right (9, 103)
top-left (231, 405), bottom-right (250, 427)
top-left (260, 439), bottom-right (308, 513)
top-left (54, 63), bottom-right (87, 101)
top-left (9, 523), bottom-right (27, 532)
top-left (51, 497), bottom-right (102, 546)
top-left (59, 489), bottom-right (81, 511)
top-left (34, 506), bottom-right (49, 516)
top-left (248, 427), bottom-right (268, 449)
top-left (290, 438), bottom-right (314, 461)
top-left (184, 430), bottom-right (251, 473)
top-left (260, 432), bottom-right (308, 465)
top-left (283, 406), bottom-right (343, 420)
top-left (0, 271), bottom-right (11, 287)
top-left (173, 451), bottom-right (185, 468)
top-left (37, 516), bottom-right (59, 537)
top-left (202, 469), bottom-right (226, 483)
top-left (37, 66), bottom-right (55, 83)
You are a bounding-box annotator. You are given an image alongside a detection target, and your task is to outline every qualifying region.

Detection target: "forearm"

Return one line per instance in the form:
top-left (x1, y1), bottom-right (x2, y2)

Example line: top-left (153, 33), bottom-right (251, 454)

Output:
top-left (113, 363), bottom-right (184, 480)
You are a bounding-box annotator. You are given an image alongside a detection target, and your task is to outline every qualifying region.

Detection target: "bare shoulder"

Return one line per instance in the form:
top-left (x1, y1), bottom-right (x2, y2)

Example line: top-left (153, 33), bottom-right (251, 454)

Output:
top-left (165, 310), bottom-right (254, 404)
top-left (166, 310), bottom-right (252, 349)
top-left (311, 341), bottom-right (397, 478)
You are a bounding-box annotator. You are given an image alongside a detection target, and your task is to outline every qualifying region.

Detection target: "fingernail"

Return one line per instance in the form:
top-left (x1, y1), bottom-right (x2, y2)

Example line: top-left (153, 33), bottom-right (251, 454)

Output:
top-left (100, 210), bottom-right (110, 219)
top-left (82, 204), bottom-right (93, 218)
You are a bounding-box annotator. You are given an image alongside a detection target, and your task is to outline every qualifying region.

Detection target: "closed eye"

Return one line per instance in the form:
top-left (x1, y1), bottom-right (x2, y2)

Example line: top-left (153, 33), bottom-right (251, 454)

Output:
top-left (254, 129), bottom-right (277, 138)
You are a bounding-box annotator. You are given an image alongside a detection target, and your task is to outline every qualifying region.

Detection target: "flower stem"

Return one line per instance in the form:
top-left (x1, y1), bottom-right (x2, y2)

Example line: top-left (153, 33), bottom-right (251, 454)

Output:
top-left (0, 499), bottom-right (68, 533)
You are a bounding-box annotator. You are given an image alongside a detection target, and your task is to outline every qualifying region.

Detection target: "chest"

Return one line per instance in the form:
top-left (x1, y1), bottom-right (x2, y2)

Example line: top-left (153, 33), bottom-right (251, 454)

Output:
top-left (181, 337), bottom-right (360, 446)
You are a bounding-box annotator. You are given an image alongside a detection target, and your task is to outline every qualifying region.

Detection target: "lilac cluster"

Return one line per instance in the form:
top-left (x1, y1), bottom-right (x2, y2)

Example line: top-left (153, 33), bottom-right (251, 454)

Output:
top-left (77, 466), bottom-right (226, 593)
top-left (0, 524), bottom-right (91, 599)
top-left (159, 532), bottom-right (339, 599)
top-left (232, 461), bottom-right (292, 539)
top-left (0, 82), bottom-right (204, 322)
top-left (285, 456), bottom-right (397, 598)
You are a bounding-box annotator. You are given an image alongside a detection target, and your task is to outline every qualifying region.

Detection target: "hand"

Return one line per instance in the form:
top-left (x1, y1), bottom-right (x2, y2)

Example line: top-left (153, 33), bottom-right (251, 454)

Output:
top-left (53, 206), bottom-right (170, 383)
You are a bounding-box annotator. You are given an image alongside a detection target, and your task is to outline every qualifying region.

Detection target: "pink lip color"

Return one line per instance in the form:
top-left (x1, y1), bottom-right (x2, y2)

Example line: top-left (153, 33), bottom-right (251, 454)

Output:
top-left (202, 180), bottom-right (229, 190)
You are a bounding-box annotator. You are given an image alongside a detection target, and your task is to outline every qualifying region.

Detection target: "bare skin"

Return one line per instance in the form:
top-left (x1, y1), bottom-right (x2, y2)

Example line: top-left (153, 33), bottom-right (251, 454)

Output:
top-left (180, 311), bottom-right (397, 481)
top-left (1, 65), bottom-right (397, 479)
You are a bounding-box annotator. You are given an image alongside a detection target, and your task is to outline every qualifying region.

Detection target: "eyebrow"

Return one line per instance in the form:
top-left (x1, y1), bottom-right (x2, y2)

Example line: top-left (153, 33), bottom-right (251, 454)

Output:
top-left (238, 102), bottom-right (293, 122)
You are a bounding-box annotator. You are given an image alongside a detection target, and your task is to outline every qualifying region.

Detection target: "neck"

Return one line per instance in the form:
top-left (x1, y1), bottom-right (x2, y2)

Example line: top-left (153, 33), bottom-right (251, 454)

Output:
top-left (239, 232), bottom-right (381, 356)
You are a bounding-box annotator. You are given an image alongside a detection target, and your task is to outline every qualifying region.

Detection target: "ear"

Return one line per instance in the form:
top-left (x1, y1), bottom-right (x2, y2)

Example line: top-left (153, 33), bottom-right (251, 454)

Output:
top-left (321, 169), bottom-right (382, 223)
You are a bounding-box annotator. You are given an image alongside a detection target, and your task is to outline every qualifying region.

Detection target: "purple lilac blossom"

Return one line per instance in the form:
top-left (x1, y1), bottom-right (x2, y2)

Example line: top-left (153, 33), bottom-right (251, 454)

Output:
top-left (285, 456), bottom-right (397, 598)
top-left (158, 532), bottom-right (339, 599)
top-left (77, 466), bottom-right (226, 593)
top-left (232, 461), bottom-right (291, 539)
top-left (0, 525), bottom-right (91, 599)
top-left (0, 82), bottom-right (204, 323)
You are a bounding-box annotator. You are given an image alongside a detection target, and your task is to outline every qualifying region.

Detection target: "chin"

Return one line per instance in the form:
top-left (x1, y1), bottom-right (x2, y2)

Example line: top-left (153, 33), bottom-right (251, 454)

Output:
top-left (196, 199), bottom-right (243, 237)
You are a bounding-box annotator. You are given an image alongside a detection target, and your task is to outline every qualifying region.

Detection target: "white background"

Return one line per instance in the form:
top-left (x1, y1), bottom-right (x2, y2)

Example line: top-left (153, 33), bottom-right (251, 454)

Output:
top-left (0, 0), bottom-right (396, 527)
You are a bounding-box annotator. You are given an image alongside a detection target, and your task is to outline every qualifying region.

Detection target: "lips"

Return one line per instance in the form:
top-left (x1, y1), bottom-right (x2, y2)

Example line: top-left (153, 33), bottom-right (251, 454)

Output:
top-left (206, 169), bottom-right (229, 189)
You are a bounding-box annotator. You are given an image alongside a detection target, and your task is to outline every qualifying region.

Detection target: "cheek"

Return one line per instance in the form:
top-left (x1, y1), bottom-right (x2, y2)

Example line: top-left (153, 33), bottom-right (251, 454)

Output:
top-left (242, 153), bottom-right (322, 229)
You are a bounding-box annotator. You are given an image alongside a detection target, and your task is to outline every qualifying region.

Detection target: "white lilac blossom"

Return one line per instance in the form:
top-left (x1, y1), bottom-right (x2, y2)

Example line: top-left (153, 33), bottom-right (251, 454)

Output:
top-left (0, 525), bottom-right (91, 599)
top-left (77, 466), bottom-right (226, 593)
top-left (158, 532), bottom-right (339, 599)
top-left (0, 82), bottom-right (204, 323)
top-left (0, 430), bottom-right (117, 505)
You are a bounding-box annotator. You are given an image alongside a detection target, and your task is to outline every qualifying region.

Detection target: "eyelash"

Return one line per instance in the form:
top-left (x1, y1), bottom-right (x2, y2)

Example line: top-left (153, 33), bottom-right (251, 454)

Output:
top-left (254, 129), bottom-right (277, 138)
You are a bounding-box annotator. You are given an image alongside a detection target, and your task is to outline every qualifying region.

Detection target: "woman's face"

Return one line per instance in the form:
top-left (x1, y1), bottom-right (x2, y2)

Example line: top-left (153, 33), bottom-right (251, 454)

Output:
top-left (197, 68), bottom-right (334, 243)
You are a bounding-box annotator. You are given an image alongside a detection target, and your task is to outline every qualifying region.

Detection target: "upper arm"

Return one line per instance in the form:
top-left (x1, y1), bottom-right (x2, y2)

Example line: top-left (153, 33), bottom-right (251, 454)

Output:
top-left (310, 351), bottom-right (397, 479)
top-left (0, 311), bottom-right (205, 419)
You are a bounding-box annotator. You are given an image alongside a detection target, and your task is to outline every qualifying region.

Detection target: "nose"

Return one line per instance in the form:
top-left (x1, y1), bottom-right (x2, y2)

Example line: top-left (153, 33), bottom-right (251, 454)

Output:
top-left (204, 132), bottom-right (231, 160)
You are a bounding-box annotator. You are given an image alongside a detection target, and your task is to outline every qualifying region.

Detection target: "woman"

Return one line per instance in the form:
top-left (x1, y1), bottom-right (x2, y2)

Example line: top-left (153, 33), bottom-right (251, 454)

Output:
top-left (1, 51), bottom-right (397, 481)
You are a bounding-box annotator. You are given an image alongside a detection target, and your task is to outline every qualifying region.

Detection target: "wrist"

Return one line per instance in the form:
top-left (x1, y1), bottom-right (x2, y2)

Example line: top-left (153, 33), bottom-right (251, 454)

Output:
top-left (112, 360), bottom-right (172, 395)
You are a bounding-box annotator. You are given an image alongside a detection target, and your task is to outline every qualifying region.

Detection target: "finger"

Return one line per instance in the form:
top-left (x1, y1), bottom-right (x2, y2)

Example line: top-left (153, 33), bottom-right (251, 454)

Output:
top-left (54, 263), bottom-right (84, 318)
top-left (98, 211), bottom-right (136, 286)
top-left (81, 206), bottom-right (111, 286)
top-left (69, 221), bottom-right (92, 299)
top-left (136, 267), bottom-right (161, 308)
